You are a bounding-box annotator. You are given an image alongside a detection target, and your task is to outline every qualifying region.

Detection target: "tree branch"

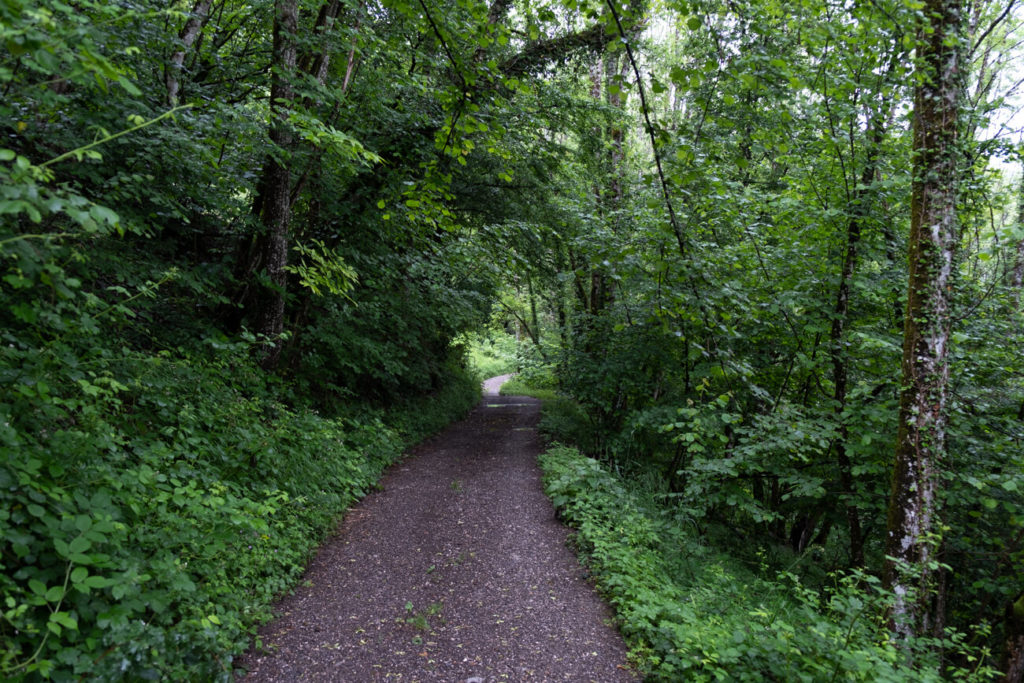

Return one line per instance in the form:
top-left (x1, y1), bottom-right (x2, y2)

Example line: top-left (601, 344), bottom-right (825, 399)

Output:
top-left (499, 24), bottom-right (608, 78)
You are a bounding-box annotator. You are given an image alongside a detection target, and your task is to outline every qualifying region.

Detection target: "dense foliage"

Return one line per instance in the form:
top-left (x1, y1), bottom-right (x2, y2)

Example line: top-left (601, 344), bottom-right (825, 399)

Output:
top-left (0, 0), bottom-right (507, 677)
top-left (1, 348), bottom-right (478, 679)
top-left (540, 444), bottom-right (996, 681)
top-left (2, 0), bottom-right (1023, 678)
top-left (475, 0), bottom-right (1024, 677)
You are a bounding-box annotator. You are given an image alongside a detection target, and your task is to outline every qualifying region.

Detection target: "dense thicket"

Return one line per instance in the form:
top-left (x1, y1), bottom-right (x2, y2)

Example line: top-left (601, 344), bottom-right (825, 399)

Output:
top-left (490, 0), bottom-right (1024, 678)
top-left (0, 0), bottom-right (564, 678)
top-left (2, 0), bottom-right (1023, 679)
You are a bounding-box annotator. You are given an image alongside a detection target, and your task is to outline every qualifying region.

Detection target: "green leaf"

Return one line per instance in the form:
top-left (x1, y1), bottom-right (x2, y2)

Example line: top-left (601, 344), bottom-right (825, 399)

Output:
top-left (69, 536), bottom-right (92, 554)
top-left (84, 575), bottom-right (113, 589)
top-left (51, 611), bottom-right (78, 631)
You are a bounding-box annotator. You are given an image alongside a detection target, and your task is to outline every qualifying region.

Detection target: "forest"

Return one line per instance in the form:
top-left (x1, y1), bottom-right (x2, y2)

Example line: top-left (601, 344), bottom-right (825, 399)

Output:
top-left (1, 0), bottom-right (1023, 679)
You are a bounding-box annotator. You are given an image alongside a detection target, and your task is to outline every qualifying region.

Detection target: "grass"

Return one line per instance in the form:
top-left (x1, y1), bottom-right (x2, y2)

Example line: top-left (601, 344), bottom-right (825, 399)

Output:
top-left (498, 374), bottom-right (560, 401)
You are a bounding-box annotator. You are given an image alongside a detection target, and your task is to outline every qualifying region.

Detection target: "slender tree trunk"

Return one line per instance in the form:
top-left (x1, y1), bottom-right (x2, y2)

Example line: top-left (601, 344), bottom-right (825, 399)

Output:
top-left (527, 271), bottom-right (540, 346)
top-left (300, 0), bottom-right (342, 87)
top-left (1011, 172), bottom-right (1024, 310)
top-left (165, 0), bottom-right (213, 106)
top-left (253, 0), bottom-right (299, 369)
top-left (831, 112), bottom-right (889, 568)
top-left (1006, 593), bottom-right (1024, 683)
top-left (884, 0), bottom-right (965, 646)
top-left (605, 51), bottom-right (629, 207)
top-left (587, 57), bottom-right (608, 319)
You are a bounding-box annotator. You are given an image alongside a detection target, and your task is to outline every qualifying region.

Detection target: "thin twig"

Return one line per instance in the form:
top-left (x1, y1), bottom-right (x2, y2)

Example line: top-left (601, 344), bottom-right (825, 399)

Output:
top-left (971, 0), bottom-right (1018, 57)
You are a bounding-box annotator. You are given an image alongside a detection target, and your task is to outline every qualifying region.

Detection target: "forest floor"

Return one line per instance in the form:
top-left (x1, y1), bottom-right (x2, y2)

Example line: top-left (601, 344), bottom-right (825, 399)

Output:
top-left (236, 376), bottom-right (635, 682)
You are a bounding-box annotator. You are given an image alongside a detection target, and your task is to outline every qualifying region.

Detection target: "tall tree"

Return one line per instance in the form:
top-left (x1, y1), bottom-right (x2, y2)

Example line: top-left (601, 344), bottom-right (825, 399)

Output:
top-left (251, 0), bottom-right (299, 368)
top-left (885, 0), bottom-right (966, 644)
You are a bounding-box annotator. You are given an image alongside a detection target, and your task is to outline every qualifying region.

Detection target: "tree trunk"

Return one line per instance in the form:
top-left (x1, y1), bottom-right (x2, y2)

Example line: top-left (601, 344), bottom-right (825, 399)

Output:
top-left (1011, 172), bottom-right (1024, 310)
top-left (253, 0), bottom-right (299, 369)
top-left (831, 111), bottom-right (890, 568)
top-left (884, 0), bottom-right (965, 646)
top-left (1006, 593), bottom-right (1024, 683)
top-left (165, 0), bottom-right (213, 106)
top-left (527, 271), bottom-right (540, 346)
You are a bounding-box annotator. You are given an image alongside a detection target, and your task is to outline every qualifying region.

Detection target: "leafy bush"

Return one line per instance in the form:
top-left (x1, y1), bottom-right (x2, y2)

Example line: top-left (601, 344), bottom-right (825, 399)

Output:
top-left (538, 445), bottom-right (998, 682)
top-left (382, 363), bottom-right (481, 442)
top-left (0, 341), bottom-right (477, 681)
top-left (536, 397), bottom-right (604, 450)
top-left (513, 341), bottom-right (558, 389)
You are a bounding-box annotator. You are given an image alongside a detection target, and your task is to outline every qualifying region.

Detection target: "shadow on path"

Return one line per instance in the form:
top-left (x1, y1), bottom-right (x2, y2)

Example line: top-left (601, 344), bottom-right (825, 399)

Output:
top-left (237, 377), bottom-right (634, 682)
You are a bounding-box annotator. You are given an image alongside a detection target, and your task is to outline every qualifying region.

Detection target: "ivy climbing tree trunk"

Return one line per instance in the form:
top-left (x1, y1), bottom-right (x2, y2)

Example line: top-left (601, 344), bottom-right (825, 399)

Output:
top-left (885, 0), bottom-right (965, 646)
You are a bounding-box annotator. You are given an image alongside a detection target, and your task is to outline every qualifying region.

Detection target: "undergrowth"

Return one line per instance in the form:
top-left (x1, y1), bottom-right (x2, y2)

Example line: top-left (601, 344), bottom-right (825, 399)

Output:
top-left (538, 445), bottom-right (997, 682)
top-left (496, 343), bottom-right (559, 400)
top-left (0, 347), bottom-right (478, 681)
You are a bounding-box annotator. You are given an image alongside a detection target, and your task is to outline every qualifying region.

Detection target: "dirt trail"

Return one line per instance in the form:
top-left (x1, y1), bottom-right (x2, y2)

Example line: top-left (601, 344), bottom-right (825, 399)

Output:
top-left (237, 377), bottom-right (634, 682)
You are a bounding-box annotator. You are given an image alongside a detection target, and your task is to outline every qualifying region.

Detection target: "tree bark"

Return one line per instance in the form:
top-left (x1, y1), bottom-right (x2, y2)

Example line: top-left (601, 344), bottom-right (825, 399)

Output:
top-left (166, 0), bottom-right (214, 106)
top-left (831, 110), bottom-right (890, 568)
top-left (253, 0), bottom-right (299, 369)
top-left (1011, 172), bottom-right (1024, 310)
top-left (299, 0), bottom-right (343, 94)
top-left (1006, 593), bottom-right (1024, 683)
top-left (884, 0), bottom-right (965, 646)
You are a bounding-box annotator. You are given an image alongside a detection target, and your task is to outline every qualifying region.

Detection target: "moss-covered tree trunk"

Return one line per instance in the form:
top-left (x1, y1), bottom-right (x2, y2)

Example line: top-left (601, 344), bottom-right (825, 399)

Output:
top-left (884, 0), bottom-right (965, 645)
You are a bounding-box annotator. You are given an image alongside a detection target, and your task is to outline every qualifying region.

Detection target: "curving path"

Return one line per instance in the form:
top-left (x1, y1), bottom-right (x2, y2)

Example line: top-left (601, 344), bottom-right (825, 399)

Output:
top-left (236, 376), bottom-right (635, 682)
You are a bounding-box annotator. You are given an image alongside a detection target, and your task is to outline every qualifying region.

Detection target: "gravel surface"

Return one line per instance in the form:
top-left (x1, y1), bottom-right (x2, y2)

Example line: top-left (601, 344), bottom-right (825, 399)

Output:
top-left (236, 377), bottom-right (635, 682)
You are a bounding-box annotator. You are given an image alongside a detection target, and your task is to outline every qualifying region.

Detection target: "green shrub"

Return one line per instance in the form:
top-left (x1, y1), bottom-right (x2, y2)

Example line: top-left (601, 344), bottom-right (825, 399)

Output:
top-left (513, 342), bottom-right (558, 389)
top-left (383, 363), bottom-right (481, 442)
top-left (538, 445), bottom-right (998, 682)
top-left (0, 343), bottom-right (477, 681)
top-left (498, 375), bottom-right (559, 401)
top-left (536, 397), bottom-right (602, 449)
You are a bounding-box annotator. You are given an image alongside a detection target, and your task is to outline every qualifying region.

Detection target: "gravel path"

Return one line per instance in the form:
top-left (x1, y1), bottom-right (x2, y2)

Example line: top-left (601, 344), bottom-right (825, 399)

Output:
top-left (236, 377), bottom-right (635, 682)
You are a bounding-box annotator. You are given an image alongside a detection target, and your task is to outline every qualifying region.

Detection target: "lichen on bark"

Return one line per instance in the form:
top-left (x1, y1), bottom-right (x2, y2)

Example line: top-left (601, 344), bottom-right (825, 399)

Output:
top-left (884, 0), bottom-right (965, 647)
